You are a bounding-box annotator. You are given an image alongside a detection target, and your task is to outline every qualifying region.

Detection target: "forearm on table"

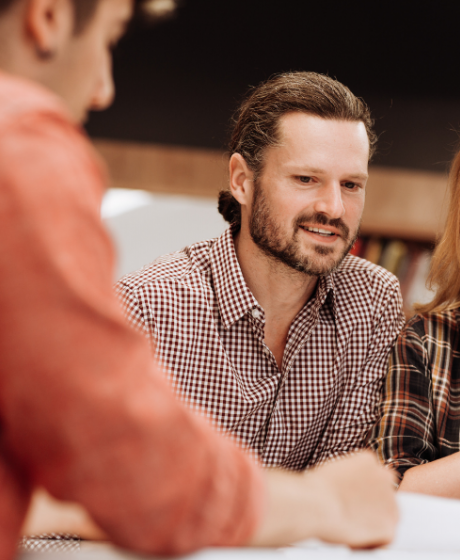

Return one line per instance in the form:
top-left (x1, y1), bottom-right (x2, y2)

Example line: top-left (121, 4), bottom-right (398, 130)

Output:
top-left (21, 451), bottom-right (399, 552)
top-left (21, 488), bottom-right (107, 540)
top-left (250, 451), bottom-right (398, 549)
top-left (399, 451), bottom-right (460, 499)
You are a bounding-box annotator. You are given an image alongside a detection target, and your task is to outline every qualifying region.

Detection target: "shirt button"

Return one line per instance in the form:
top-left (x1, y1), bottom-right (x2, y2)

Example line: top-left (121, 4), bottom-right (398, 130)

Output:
top-left (252, 308), bottom-right (262, 319)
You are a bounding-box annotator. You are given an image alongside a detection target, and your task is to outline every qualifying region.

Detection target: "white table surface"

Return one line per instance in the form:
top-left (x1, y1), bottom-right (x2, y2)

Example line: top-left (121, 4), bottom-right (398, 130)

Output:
top-left (16, 542), bottom-right (460, 560)
top-left (16, 493), bottom-right (460, 559)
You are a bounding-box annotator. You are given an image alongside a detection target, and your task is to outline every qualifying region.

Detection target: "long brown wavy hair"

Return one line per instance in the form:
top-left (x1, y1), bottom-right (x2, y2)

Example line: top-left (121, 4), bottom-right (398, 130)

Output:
top-left (415, 151), bottom-right (460, 314)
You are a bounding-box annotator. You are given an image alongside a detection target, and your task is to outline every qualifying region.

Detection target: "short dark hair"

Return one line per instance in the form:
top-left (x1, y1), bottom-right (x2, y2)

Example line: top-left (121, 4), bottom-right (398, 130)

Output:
top-left (0, 0), bottom-right (171, 34)
top-left (218, 71), bottom-right (377, 229)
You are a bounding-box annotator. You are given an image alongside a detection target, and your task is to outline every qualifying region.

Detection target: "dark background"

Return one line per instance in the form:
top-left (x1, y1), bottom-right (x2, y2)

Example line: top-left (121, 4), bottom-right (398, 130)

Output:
top-left (86, 0), bottom-right (460, 173)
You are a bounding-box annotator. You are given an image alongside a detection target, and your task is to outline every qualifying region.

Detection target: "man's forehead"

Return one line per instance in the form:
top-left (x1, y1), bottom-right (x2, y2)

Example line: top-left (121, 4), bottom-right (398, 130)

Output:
top-left (277, 112), bottom-right (368, 142)
top-left (261, 113), bottom-right (370, 176)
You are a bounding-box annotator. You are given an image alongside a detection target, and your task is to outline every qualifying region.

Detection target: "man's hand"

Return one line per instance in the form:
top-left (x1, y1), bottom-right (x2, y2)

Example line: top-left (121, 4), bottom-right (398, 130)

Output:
top-left (21, 488), bottom-right (107, 541)
top-left (250, 450), bottom-right (398, 549)
top-left (23, 452), bottom-right (397, 550)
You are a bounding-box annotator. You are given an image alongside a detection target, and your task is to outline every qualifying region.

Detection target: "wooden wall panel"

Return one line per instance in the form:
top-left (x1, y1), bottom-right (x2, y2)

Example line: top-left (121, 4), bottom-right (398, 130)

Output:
top-left (94, 139), bottom-right (228, 198)
top-left (361, 167), bottom-right (448, 241)
top-left (93, 139), bottom-right (450, 241)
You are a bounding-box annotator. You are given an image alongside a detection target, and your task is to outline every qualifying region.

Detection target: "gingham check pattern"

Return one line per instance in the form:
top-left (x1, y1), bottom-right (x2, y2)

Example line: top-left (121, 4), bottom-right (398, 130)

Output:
top-left (368, 309), bottom-right (460, 481)
top-left (116, 228), bottom-right (404, 470)
top-left (18, 533), bottom-right (81, 553)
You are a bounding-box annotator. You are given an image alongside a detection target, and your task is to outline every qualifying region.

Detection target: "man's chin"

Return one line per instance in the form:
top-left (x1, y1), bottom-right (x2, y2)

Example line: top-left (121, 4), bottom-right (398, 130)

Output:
top-left (306, 246), bottom-right (351, 276)
top-left (254, 237), bottom-right (352, 277)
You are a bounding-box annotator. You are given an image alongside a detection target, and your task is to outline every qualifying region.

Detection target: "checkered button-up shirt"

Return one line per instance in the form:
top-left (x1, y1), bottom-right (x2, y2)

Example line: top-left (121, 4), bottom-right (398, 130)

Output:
top-left (116, 228), bottom-right (404, 470)
top-left (368, 310), bottom-right (460, 481)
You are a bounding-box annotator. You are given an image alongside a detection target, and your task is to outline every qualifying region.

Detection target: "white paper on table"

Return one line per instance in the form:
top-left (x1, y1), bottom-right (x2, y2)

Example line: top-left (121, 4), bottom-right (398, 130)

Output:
top-left (61, 543), bottom-right (283, 560)
top-left (19, 492), bottom-right (460, 559)
top-left (282, 491), bottom-right (460, 559)
top-left (390, 491), bottom-right (460, 552)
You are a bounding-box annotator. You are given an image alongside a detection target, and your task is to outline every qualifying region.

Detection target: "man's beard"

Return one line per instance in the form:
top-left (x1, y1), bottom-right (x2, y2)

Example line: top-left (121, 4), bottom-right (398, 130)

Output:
top-left (249, 183), bottom-right (358, 277)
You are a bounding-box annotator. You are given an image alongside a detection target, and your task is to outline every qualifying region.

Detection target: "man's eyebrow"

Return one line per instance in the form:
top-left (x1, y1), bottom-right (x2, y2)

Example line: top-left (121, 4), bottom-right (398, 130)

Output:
top-left (291, 167), bottom-right (368, 178)
top-left (347, 173), bottom-right (369, 181)
top-left (290, 167), bottom-right (327, 175)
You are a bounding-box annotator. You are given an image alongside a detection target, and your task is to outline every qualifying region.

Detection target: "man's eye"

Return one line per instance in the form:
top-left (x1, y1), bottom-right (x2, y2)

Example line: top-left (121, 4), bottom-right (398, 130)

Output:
top-left (343, 182), bottom-right (358, 190)
top-left (298, 176), bottom-right (312, 184)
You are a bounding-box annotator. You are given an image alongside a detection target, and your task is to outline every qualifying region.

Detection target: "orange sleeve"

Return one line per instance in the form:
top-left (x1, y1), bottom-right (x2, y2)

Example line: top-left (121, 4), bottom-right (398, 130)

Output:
top-left (0, 112), bottom-right (264, 555)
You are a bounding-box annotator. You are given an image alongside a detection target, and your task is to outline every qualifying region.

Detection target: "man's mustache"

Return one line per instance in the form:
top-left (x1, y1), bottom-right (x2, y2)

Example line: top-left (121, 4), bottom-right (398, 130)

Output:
top-left (294, 213), bottom-right (350, 240)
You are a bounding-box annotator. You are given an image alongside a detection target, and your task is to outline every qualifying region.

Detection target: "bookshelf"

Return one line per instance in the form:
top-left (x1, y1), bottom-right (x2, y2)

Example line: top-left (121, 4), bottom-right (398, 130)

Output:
top-left (93, 139), bottom-right (450, 316)
top-left (353, 166), bottom-right (448, 316)
top-left (350, 235), bottom-right (435, 317)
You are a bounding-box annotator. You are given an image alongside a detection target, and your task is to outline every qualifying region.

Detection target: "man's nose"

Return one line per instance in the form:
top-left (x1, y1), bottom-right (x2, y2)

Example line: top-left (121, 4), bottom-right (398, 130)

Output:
top-left (313, 182), bottom-right (345, 219)
top-left (90, 61), bottom-right (115, 111)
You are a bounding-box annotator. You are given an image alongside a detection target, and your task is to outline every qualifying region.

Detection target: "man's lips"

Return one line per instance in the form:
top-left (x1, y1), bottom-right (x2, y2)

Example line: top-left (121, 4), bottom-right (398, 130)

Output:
top-left (299, 224), bottom-right (341, 238)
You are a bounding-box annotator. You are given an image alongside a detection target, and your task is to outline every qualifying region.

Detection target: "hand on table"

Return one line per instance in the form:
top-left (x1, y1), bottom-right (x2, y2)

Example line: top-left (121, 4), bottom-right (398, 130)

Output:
top-left (22, 452), bottom-right (397, 551)
top-left (21, 487), bottom-right (107, 541)
top-left (250, 450), bottom-right (398, 549)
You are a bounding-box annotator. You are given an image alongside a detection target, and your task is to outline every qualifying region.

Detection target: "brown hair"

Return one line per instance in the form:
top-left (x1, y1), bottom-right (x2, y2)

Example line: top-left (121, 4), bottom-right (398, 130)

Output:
top-left (0, 0), bottom-right (171, 33)
top-left (218, 71), bottom-right (377, 228)
top-left (415, 153), bottom-right (460, 314)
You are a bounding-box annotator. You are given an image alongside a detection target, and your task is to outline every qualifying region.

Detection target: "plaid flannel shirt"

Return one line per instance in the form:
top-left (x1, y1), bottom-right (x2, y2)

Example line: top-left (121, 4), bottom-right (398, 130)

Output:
top-left (368, 309), bottom-right (460, 481)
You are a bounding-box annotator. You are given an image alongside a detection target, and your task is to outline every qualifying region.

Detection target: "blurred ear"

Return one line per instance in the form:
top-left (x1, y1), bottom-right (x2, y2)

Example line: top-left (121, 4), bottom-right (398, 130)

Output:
top-left (25, 0), bottom-right (73, 58)
top-left (229, 153), bottom-right (254, 207)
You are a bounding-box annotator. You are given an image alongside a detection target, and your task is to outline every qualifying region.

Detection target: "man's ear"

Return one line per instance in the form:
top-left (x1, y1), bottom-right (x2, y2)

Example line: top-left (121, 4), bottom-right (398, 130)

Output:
top-left (229, 153), bottom-right (254, 207)
top-left (25, 0), bottom-right (73, 59)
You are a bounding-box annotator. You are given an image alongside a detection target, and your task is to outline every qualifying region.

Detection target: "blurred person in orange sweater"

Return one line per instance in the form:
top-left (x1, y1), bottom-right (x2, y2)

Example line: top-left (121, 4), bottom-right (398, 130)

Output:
top-left (0, 0), bottom-right (397, 558)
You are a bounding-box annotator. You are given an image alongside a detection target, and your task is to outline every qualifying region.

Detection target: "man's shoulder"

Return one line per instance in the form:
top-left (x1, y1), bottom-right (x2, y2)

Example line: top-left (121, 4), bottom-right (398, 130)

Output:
top-left (0, 71), bottom-right (69, 128)
top-left (329, 255), bottom-right (404, 337)
top-left (335, 254), bottom-right (400, 291)
top-left (332, 255), bottom-right (402, 319)
top-left (0, 72), bottom-right (105, 202)
top-left (117, 238), bottom-right (217, 293)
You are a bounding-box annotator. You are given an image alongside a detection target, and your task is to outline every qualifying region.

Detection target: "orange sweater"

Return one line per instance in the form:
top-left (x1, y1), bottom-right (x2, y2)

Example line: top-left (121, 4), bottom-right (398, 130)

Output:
top-left (0, 71), bottom-right (264, 559)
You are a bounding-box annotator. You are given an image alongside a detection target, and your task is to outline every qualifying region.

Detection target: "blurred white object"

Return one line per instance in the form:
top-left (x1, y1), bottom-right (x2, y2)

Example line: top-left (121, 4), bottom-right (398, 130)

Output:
top-left (285, 492), bottom-right (460, 558)
top-left (102, 188), bottom-right (227, 280)
top-left (391, 491), bottom-right (460, 553)
top-left (101, 189), bottom-right (155, 219)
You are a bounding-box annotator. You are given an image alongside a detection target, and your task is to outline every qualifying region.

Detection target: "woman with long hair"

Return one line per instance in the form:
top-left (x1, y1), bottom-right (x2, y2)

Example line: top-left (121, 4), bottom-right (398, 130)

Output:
top-left (368, 151), bottom-right (460, 497)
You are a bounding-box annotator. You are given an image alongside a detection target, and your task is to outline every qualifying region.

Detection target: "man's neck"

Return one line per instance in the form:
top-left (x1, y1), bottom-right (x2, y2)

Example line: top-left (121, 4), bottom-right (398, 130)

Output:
top-left (234, 227), bottom-right (318, 369)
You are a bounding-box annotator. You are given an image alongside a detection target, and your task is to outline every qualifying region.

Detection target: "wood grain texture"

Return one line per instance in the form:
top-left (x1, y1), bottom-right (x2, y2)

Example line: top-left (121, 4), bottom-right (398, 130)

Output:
top-left (93, 139), bottom-right (228, 198)
top-left (93, 139), bottom-right (449, 241)
top-left (361, 167), bottom-right (448, 241)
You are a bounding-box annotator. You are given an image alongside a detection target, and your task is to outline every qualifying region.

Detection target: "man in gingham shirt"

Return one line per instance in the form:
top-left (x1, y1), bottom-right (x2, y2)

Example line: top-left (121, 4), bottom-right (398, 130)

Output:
top-left (116, 72), bottom-right (405, 471)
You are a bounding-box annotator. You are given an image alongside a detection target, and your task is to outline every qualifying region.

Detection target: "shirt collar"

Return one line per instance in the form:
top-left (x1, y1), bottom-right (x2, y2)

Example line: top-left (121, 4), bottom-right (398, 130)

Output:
top-left (210, 227), bottom-right (338, 329)
top-left (319, 271), bottom-right (336, 310)
top-left (210, 228), bottom-right (259, 329)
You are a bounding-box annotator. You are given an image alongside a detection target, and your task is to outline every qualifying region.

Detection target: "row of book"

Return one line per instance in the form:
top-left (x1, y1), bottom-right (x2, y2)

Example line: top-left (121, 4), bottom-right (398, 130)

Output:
top-left (350, 236), bottom-right (435, 314)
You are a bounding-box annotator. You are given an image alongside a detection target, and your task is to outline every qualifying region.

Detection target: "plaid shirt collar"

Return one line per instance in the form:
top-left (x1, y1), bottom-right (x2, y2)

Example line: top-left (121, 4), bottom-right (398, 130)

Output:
top-left (210, 228), bottom-right (337, 330)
